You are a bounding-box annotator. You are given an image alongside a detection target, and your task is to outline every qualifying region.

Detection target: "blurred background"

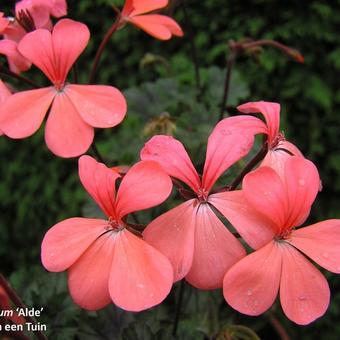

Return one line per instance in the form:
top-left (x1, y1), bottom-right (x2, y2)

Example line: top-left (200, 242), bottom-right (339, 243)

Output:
top-left (1, 0), bottom-right (340, 338)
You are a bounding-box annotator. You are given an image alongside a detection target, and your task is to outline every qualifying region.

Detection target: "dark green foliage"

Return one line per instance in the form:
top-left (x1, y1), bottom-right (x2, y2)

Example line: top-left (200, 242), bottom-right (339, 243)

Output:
top-left (1, 0), bottom-right (340, 339)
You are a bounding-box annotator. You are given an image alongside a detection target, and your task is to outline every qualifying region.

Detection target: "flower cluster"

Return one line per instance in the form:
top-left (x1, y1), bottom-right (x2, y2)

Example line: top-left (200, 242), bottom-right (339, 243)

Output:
top-left (0, 0), bottom-right (339, 331)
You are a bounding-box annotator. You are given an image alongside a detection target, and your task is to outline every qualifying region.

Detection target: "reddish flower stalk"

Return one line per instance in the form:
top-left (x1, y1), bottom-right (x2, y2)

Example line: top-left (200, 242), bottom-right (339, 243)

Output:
top-left (0, 63), bottom-right (39, 88)
top-left (89, 14), bottom-right (122, 84)
top-left (219, 39), bottom-right (304, 121)
top-left (0, 274), bottom-right (47, 340)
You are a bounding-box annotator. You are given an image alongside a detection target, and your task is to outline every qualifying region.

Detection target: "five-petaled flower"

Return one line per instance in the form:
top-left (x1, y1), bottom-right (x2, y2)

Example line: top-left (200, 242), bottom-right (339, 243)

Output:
top-left (222, 156), bottom-right (340, 325)
top-left (237, 101), bottom-right (304, 177)
top-left (41, 156), bottom-right (174, 312)
top-left (120, 0), bottom-right (183, 40)
top-left (140, 115), bottom-right (266, 289)
top-left (0, 19), bottom-right (127, 158)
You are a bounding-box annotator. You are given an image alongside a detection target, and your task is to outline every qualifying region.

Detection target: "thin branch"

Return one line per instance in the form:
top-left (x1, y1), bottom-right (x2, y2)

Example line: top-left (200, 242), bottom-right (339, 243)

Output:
top-left (0, 64), bottom-right (39, 88)
top-left (91, 143), bottom-right (105, 163)
top-left (269, 314), bottom-right (291, 340)
top-left (228, 143), bottom-right (268, 190)
top-left (0, 274), bottom-right (47, 340)
top-left (89, 14), bottom-right (121, 84)
top-left (218, 49), bottom-right (237, 121)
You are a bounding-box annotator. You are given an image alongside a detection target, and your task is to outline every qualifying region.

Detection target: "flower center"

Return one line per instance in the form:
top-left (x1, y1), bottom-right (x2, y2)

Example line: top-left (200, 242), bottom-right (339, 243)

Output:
top-left (197, 188), bottom-right (209, 202)
top-left (271, 132), bottom-right (286, 148)
top-left (105, 216), bottom-right (124, 232)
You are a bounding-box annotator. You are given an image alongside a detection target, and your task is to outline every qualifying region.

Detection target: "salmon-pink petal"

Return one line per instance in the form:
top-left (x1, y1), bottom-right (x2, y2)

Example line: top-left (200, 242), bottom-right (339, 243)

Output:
top-left (143, 200), bottom-right (197, 281)
top-left (283, 157), bottom-right (320, 227)
top-left (18, 28), bottom-right (57, 82)
top-left (288, 219), bottom-right (340, 273)
top-left (45, 92), bottom-right (94, 158)
top-left (109, 229), bottom-right (173, 311)
top-left (65, 84), bottom-right (127, 128)
top-left (237, 101), bottom-right (280, 145)
top-left (243, 166), bottom-right (288, 228)
top-left (126, 0), bottom-right (168, 16)
top-left (202, 116), bottom-right (266, 191)
top-left (78, 156), bottom-right (120, 218)
top-left (115, 160), bottom-right (172, 218)
top-left (129, 14), bottom-right (182, 40)
top-left (0, 79), bottom-right (11, 103)
top-left (0, 87), bottom-right (55, 138)
top-left (0, 39), bottom-right (31, 74)
top-left (223, 241), bottom-right (282, 316)
top-left (41, 217), bottom-right (108, 272)
top-left (141, 135), bottom-right (201, 192)
top-left (68, 232), bottom-right (115, 310)
top-left (49, 0), bottom-right (67, 17)
top-left (186, 204), bottom-right (245, 290)
top-left (0, 13), bottom-right (9, 33)
top-left (209, 191), bottom-right (277, 249)
top-left (261, 140), bottom-right (303, 179)
top-left (279, 243), bottom-right (330, 325)
top-left (52, 19), bottom-right (90, 84)
top-left (3, 21), bottom-right (26, 43)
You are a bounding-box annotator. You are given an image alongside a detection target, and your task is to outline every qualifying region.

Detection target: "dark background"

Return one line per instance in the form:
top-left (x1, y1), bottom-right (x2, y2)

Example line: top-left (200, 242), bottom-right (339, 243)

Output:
top-left (1, 0), bottom-right (340, 338)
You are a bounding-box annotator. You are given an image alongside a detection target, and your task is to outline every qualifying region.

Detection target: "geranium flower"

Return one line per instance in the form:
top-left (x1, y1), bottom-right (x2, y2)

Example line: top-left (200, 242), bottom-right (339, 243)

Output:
top-left (140, 116), bottom-right (266, 289)
top-left (15, 0), bottom-right (67, 29)
top-left (41, 156), bottom-right (174, 312)
top-left (120, 0), bottom-right (183, 40)
top-left (222, 156), bottom-right (340, 325)
top-left (237, 101), bottom-right (304, 177)
top-left (0, 12), bottom-right (9, 32)
top-left (0, 19), bottom-right (127, 158)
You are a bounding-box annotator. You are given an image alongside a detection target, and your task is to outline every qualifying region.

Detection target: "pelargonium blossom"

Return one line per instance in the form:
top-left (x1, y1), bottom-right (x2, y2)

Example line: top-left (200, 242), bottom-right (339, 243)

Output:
top-left (222, 156), bottom-right (340, 325)
top-left (41, 156), bottom-right (174, 312)
top-left (120, 0), bottom-right (183, 40)
top-left (0, 1), bottom-right (66, 73)
top-left (15, 0), bottom-right (67, 29)
top-left (0, 19), bottom-right (127, 158)
top-left (237, 101), bottom-right (304, 177)
top-left (140, 115), bottom-right (267, 289)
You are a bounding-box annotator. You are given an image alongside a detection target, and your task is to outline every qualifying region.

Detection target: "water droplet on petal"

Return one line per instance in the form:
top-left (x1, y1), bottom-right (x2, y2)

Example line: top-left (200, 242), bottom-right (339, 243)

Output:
top-left (298, 295), bottom-right (307, 301)
top-left (220, 128), bottom-right (232, 136)
top-left (322, 252), bottom-right (329, 258)
top-left (247, 289), bottom-right (252, 296)
top-left (298, 179), bottom-right (305, 186)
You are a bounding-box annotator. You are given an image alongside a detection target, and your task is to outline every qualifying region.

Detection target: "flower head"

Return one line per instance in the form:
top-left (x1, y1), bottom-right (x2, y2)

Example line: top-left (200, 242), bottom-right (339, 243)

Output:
top-left (237, 101), bottom-right (304, 177)
top-left (0, 19), bottom-right (127, 158)
top-left (41, 156), bottom-right (174, 312)
top-left (222, 156), bottom-right (340, 324)
top-left (140, 115), bottom-right (265, 289)
top-left (120, 0), bottom-right (183, 40)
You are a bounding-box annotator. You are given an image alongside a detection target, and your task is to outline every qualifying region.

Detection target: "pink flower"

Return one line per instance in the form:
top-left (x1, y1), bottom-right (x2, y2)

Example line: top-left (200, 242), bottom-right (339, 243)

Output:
top-left (237, 101), bottom-right (304, 177)
top-left (0, 12), bottom-right (9, 32)
top-left (41, 156), bottom-right (174, 312)
top-left (222, 156), bottom-right (340, 325)
top-left (15, 0), bottom-right (67, 29)
top-left (0, 19), bottom-right (127, 158)
top-left (140, 116), bottom-right (266, 289)
top-left (121, 0), bottom-right (183, 40)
